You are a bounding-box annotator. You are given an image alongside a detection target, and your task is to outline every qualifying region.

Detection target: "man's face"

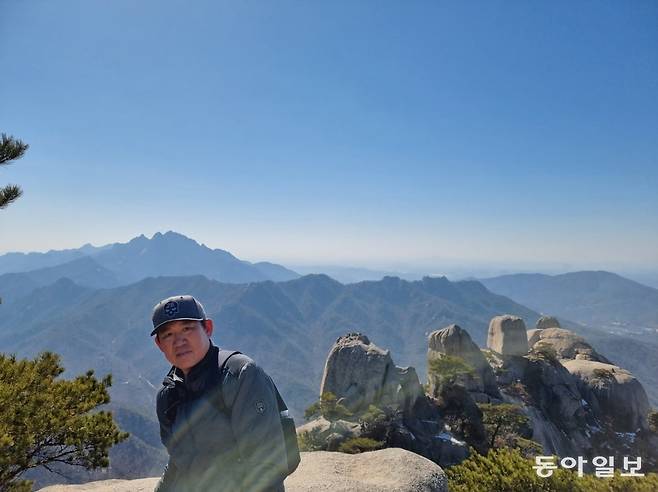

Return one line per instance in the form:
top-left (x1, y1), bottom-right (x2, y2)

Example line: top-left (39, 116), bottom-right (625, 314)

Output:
top-left (154, 319), bottom-right (214, 375)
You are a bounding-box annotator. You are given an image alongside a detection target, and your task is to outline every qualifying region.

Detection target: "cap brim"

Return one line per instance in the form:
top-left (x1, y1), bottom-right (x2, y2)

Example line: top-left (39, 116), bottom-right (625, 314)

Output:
top-left (150, 317), bottom-right (205, 336)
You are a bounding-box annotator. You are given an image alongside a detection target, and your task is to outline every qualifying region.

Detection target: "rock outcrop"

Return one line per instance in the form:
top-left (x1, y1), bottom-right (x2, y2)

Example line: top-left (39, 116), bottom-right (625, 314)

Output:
top-left (487, 315), bottom-right (529, 356)
top-left (562, 359), bottom-right (650, 431)
top-left (528, 327), bottom-right (610, 362)
top-left (285, 449), bottom-right (448, 491)
top-left (427, 324), bottom-right (500, 401)
top-left (38, 449), bottom-right (448, 492)
top-left (309, 332), bottom-right (469, 467)
top-left (535, 316), bottom-right (561, 330)
top-left (320, 333), bottom-right (422, 413)
top-left (486, 347), bottom-right (589, 456)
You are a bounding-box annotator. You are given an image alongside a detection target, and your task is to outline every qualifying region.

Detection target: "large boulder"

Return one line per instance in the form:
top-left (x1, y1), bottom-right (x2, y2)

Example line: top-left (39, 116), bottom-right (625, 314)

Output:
top-left (536, 316), bottom-right (561, 330)
top-left (38, 449), bottom-right (449, 492)
top-left (320, 333), bottom-right (422, 413)
top-left (37, 479), bottom-right (159, 492)
top-left (487, 315), bottom-right (529, 356)
top-left (427, 324), bottom-right (500, 399)
top-left (562, 359), bottom-right (650, 431)
top-left (528, 328), bottom-right (610, 363)
top-left (285, 449), bottom-right (448, 491)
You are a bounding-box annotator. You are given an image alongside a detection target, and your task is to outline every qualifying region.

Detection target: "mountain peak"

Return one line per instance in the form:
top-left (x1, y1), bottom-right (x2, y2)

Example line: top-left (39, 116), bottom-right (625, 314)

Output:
top-left (151, 231), bottom-right (199, 245)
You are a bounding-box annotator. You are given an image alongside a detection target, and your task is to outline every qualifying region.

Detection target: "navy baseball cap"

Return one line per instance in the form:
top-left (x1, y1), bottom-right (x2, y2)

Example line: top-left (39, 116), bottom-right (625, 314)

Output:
top-left (151, 295), bottom-right (207, 336)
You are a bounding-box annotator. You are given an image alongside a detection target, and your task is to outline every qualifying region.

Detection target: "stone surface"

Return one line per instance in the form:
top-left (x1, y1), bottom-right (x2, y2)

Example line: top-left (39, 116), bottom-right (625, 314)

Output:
top-left (427, 324), bottom-right (500, 399)
top-left (296, 416), bottom-right (360, 445)
top-left (320, 333), bottom-right (422, 413)
top-left (527, 329), bottom-right (543, 347)
top-left (535, 316), bottom-right (561, 330)
top-left (38, 449), bottom-right (448, 492)
top-left (291, 449), bottom-right (448, 492)
top-left (487, 315), bottom-right (529, 356)
top-left (563, 359), bottom-right (650, 431)
top-left (528, 327), bottom-right (610, 363)
top-left (488, 351), bottom-right (589, 456)
top-left (38, 479), bottom-right (158, 492)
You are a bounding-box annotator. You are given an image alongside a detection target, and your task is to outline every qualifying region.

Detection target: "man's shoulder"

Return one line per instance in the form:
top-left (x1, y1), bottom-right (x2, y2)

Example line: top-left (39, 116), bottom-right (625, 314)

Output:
top-left (218, 349), bottom-right (256, 377)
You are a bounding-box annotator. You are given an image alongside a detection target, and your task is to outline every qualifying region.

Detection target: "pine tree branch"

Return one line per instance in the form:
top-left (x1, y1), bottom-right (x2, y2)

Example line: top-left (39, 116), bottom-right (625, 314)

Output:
top-left (0, 184), bottom-right (22, 209)
top-left (0, 134), bottom-right (29, 165)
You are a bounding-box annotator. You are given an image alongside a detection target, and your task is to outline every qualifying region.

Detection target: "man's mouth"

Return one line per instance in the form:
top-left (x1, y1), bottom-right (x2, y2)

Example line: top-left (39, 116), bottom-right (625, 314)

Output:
top-left (175, 350), bottom-right (192, 357)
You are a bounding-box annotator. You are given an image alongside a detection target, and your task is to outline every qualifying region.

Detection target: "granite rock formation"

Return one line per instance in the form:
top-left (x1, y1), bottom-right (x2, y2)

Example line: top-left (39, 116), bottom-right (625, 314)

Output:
top-left (535, 315), bottom-right (561, 330)
top-left (427, 324), bottom-right (500, 401)
top-left (310, 332), bottom-right (469, 466)
top-left (528, 327), bottom-right (610, 363)
top-left (487, 315), bottom-right (529, 356)
top-left (562, 359), bottom-right (650, 431)
top-left (320, 333), bottom-right (423, 414)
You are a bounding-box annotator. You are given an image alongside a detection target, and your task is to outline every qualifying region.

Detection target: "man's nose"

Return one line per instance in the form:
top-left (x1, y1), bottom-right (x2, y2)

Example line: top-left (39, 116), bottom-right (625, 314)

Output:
top-left (173, 333), bottom-right (187, 345)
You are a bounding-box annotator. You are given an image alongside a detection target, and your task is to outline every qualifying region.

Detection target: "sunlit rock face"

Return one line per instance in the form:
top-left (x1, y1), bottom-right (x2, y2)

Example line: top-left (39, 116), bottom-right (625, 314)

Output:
top-left (535, 315), bottom-right (561, 330)
top-left (487, 315), bottom-right (529, 356)
top-left (320, 333), bottom-right (422, 414)
top-left (562, 359), bottom-right (650, 432)
top-left (427, 324), bottom-right (500, 401)
top-left (528, 327), bottom-right (610, 363)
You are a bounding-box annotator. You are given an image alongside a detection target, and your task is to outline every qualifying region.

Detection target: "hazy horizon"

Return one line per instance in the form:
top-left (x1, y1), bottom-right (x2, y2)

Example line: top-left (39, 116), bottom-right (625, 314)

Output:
top-left (2, 231), bottom-right (657, 288)
top-left (2, 1), bottom-right (657, 270)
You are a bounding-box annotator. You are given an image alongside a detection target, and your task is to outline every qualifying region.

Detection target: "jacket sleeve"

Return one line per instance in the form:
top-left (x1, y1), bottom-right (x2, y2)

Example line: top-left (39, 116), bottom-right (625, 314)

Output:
top-left (155, 387), bottom-right (179, 491)
top-left (226, 360), bottom-right (288, 491)
top-left (154, 462), bottom-right (178, 492)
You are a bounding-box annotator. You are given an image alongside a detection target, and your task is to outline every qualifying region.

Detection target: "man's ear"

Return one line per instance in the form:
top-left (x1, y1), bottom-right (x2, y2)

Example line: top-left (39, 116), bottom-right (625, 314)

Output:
top-left (154, 334), bottom-right (165, 353)
top-left (203, 319), bottom-right (214, 338)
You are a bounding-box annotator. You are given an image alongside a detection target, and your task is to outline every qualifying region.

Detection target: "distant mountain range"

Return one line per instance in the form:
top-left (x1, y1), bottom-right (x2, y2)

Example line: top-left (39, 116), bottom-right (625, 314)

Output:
top-left (480, 271), bottom-right (658, 336)
top-left (0, 232), bottom-right (299, 303)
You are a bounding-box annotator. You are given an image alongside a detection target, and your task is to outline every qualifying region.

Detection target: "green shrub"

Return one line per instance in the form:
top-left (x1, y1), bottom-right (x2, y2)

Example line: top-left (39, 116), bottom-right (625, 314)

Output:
top-left (303, 391), bottom-right (352, 422)
top-left (478, 403), bottom-right (531, 449)
top-left (359, 404), bottom-right (385, 425)
top-left (592, 368), bottom-right (616, 381)
top-left (447, 447), bottom-right (658, 492)
top-left (337, 437), bottom-right (384, 454)
top-left (447, 447), bottom-right (579, 492)
top-left (0, 352), bottom-right (128, 491)
top-left (428, 355), bottom-right (477, 389)
top-left (297, 427), bottom-right (325, 452)
top-left (649, 409), bottom-right (658, 434)
top-left (531, 342), bottom-right (558, 363)
top-left (304, 400), bottom-right (321, 421)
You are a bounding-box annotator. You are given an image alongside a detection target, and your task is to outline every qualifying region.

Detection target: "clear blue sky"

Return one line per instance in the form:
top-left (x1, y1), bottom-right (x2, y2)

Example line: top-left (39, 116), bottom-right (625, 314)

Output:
top-left (1, 0), bottom-right (657, 270)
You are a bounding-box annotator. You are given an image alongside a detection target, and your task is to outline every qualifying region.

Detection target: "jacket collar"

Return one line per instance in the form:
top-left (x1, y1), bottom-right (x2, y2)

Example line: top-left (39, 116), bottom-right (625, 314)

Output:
top-left (163, 343), bottom-right (218, 395)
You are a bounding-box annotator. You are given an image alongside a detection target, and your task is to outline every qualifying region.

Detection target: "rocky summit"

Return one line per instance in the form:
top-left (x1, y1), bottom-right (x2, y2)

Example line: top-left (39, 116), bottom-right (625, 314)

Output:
top-left (487, 315), bottom-right (529, 356)
top-left (37, 449), bottom-right (448, 492)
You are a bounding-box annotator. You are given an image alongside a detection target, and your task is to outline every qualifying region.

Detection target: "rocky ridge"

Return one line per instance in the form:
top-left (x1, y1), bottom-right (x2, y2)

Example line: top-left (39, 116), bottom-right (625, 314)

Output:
top-left (301, 315), bottom-right (657, 470)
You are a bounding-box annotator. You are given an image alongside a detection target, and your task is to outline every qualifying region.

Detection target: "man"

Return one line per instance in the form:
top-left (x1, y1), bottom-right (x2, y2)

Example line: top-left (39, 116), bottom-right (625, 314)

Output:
top-left (151, 294), bottom-right (289, 492)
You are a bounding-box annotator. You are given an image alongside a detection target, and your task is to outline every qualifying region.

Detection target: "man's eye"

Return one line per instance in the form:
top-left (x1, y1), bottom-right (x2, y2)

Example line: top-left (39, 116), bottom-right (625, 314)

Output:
top-left (162, 333), bottom-right (172, 339)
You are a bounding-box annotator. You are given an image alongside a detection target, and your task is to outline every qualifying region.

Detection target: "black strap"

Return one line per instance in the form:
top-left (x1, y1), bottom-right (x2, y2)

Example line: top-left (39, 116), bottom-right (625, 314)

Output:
top-left (215, 349), bottom-right (287, 413)
top-left (217, 349), bottom-right (242, 376)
